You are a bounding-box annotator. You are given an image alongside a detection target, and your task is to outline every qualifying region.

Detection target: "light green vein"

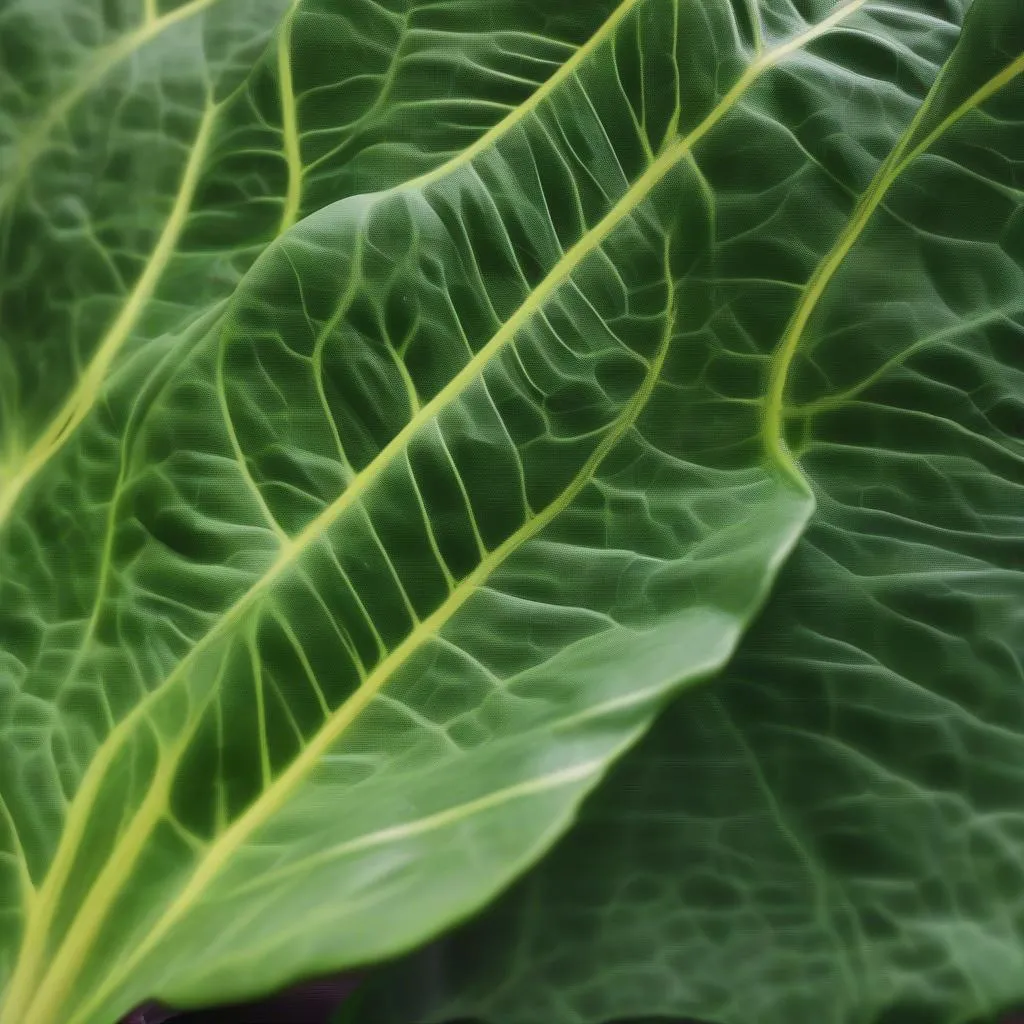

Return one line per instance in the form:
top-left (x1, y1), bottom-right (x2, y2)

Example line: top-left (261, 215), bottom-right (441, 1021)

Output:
top-left (216, 323), bottom-right (290, 544)
top-left (0, 99), bottom-right (219, 531)
top-left (0, 649), bottom-right (223, 1024)
top-left (277, 0), bottom-right (303, 232)
top-left (405, 450), bottom-right (456, 590)
top-left (0, 790), bottom-right (34, 910)
top-left (401, 0), bottom-right (646, 193)
top-left (0, 0), bottom-right (222, 215)
top-left (302, 9), bottom-right (413, 177)
top-left (182, 757), bottom-right (605, 906)
top-left (746, 0), bottom-right (764, 53)
top-left (293, 563), bottom-right (370, 676)
top-left (763, 48), bottom-right (1024, 486)
top-left (7, 8), bottom-right (869, 1021)
top-left (213, 696), bottom-right (229, 834)
top-left (789, 309), bottom-right (1011, 417)
top-left (71, 231), bottom-right (676, 1024)
top-left (273, 612), bottom-right (331, 719)
top-left (40, 299), bottom-right (232, 778)
top-left (434, 420), bottom-right (489, 559)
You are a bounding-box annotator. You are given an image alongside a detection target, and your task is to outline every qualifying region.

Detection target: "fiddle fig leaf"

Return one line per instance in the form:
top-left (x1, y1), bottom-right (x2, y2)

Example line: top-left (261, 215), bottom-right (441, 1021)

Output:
top-left (362, 2), bottom-right (1024, 1023)
top-left (0, 0), bottom-right (877, 1021)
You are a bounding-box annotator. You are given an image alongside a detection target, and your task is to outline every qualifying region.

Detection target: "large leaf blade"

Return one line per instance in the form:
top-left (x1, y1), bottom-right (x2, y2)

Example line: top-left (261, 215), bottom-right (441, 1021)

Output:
top-left (365, 2), bottom-right (1024, 1022)
top-left (0, 2), bottom-right (889, 1021)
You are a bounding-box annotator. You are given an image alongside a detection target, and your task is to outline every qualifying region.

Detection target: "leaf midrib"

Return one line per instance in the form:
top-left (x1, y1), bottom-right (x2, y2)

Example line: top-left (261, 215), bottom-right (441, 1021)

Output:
top-left (763, 45), bottom-right (1024, 483)
top-left (276, 0), bottom-right (303, 233)
top-left (0, 0), bottom-right (222, 213)
top-left (3, 6), bottom-right (871, 1022)
top-left (0, 0), bottom-right (640, 529)
top-left (66, 247), bottom-right (677, 1023)
top-left (0, 98), bottom-right (219, 527)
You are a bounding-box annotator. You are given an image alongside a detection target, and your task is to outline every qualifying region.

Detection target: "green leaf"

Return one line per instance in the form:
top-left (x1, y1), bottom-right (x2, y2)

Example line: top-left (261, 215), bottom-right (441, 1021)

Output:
top-left (0, 1), bottom-right (882, 1021)
top-left (363, 2), bottom-right (1024, 1023)
top-left (0, 0), bottom-right (291, 515)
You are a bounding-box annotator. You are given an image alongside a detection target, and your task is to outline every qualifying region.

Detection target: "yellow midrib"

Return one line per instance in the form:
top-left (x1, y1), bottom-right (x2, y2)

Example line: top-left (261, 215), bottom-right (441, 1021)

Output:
top-left (400, 0), bottom-right (645, 194)
top-left (5, 6), bottom-right (872, 1022)
top-left (66, 233), bottom-right (675, 1024)
top-left (0, 101), bottom-right (220, 1023)
top-left (276, 0), bottom-right (303, 232)
top-left (0, 99), bottom-right (219, 533)
top-left (0, 0), bottom-right (634, 532)
top-left (57, 39), bottom-right (1024, 1023)
top-left (0, 0), bottom-right (221, 212)
top-left (12, 81), bottom-right (681, 1024)
top-left (0, 2), bottom-right (653, 1002)
top-left (762, 47), bottom-right (1024, 483)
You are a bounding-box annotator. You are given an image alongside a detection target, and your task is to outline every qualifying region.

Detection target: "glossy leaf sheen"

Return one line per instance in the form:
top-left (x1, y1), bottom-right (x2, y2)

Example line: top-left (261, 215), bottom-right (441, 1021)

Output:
top-left (364, 2), bottom-right (1024, 1023)
top-left (0, 0), bottom-right (841, 1022)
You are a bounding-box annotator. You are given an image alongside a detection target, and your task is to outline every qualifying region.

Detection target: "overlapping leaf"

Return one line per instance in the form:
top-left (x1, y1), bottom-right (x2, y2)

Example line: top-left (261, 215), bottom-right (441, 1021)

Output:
top-left (0, 2), bottom-right (889, 1022)
top-left (366, 2), bottom-right (1024, 1023)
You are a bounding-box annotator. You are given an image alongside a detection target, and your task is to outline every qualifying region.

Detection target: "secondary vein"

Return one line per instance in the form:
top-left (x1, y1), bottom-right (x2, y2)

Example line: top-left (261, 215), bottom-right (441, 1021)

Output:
top-left (762, 44), bottom-right (1024, 486)
top-left (5, 6), bottom-right (872, 1020)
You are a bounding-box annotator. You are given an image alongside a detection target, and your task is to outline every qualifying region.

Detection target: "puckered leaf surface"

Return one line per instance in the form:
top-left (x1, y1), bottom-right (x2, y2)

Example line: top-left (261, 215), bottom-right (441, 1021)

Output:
top-left (0, 1), bottom-right (891, 1021)
top-left (361, 2), bottom-right (1024, 1023)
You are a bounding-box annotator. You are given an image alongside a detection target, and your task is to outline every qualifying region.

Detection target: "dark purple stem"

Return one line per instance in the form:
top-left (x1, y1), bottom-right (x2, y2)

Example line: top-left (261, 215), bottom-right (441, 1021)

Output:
top-left (120, 972), bottom-right (362, 1024)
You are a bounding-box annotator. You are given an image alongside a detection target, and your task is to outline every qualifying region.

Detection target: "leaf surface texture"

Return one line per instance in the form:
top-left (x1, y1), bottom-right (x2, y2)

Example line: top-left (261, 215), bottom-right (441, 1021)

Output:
top-left (365, 2), bottom-right (1024, 1022)
top-left (0, 0), bottom-right (862, 1021)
